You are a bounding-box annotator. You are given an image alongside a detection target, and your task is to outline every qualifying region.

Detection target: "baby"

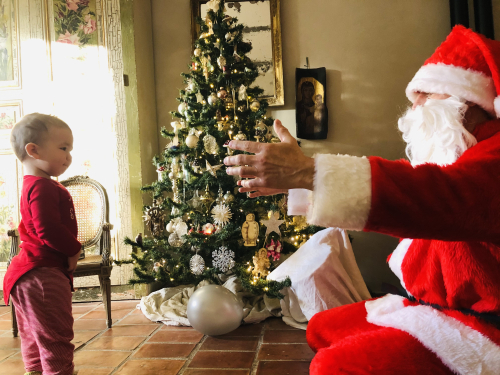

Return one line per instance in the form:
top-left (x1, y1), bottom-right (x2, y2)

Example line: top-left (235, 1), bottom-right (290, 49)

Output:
top-left (4, 113), bottom-right (81, 375)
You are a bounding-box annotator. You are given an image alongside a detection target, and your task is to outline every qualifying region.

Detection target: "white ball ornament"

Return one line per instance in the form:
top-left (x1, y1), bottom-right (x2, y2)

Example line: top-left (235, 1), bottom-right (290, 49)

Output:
top-left (166, 221), bottom-right (174, 232)
top-left (194, 48), bottom-right (201, 57)
top-left (207, 93), bottom-right (219, 106)
top-left (187, 285), bottom-right (244, 336)
top-left (186, 134), bottom-right (199, 148)
top-left (178, 102), bottom-right (188, 115)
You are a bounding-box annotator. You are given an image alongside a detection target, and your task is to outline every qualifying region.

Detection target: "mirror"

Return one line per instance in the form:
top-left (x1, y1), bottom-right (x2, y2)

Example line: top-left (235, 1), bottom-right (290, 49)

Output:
top-left (191, 0), bottom-right (284, 106)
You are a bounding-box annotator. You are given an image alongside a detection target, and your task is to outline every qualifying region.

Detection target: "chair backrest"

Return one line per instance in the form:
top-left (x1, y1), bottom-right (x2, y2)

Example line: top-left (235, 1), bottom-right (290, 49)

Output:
top-left (60, 176), bottom-right (109, 251)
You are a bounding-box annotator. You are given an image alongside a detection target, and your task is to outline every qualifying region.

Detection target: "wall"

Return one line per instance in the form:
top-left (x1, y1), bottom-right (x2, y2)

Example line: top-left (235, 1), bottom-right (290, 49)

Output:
top-left (121, 0), bottom-right (159, 239)
top-left (150, 0), bottom-right (500, 292)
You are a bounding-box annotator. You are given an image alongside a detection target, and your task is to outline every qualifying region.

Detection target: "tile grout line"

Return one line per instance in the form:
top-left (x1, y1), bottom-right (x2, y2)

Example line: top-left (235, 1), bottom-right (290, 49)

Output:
top-left (250, 321), bottom-right (267, 375)
top-left (75, 303), bottom-right (164, 374)
top-left (74, 303), bottom-right (137, 352)
top-left (107, 322), bottom-right (165, 375)
top-left (176, 334), bottom-right (209, 375)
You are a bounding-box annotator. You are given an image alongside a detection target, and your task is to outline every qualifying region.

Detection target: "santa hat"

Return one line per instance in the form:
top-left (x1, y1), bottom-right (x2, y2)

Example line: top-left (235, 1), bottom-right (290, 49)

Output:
top-left (406, 25), bottom-right (500, 118)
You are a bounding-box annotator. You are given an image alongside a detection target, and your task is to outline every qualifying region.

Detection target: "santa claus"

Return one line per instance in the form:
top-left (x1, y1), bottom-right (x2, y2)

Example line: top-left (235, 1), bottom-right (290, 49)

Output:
top-left (224, 25), bottom-right (500, 374)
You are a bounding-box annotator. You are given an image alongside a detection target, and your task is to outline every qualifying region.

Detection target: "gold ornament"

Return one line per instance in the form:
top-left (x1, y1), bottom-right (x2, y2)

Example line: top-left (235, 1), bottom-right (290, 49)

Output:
top-left (200, 185), bottom-right (215, 212)
top-left (292, 216), bottom-right (308, 230)
top-left (225, 96), bottom-right (234, 111)
top-left (242, 213), bottom-right (259, 247)
top-left (223, 191), bottom-right (235, 203)
top-left (250, 100), bottom-right (261, 112)
top-left (217, 87), bottom-right (228, 99)
top-left (205, 160), bottom-right (223, 178)
top-left (252, 248), bottom-right (271, 278)
top-left (234, 131), bottom-right (247, 141)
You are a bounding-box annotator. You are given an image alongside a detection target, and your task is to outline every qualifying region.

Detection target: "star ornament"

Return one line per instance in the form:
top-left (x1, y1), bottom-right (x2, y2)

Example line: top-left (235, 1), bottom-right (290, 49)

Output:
top-left (260, 211), bottom-right (285, 236)
top-left (205, 160), bottom-right (223, 178)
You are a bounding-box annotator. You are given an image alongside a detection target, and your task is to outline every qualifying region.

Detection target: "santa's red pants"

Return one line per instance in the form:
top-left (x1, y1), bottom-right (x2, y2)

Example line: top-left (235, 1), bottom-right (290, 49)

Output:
top-left (306, 300), bottom-right (455, 375)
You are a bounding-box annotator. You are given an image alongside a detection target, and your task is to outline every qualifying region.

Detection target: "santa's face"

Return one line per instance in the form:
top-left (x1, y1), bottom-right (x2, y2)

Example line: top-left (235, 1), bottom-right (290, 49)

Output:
top-left (398, 95), bottom-right (477, 166)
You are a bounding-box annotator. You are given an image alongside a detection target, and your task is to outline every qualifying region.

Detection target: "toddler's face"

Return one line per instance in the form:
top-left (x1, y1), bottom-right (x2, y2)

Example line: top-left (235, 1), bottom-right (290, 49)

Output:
top-left (35, 126), bottom-right (73, 177)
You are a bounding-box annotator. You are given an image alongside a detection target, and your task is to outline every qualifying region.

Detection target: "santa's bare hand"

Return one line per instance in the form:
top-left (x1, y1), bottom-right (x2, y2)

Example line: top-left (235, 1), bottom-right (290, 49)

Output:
top-left (237, 185), bottom-right (288, 198)
top-left (224, 120), bottom-right (315, 191)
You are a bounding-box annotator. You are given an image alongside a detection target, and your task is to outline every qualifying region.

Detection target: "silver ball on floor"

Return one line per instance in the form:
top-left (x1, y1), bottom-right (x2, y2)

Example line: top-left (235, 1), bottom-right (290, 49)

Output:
top-left (187, 285), bottom-right (243, 336)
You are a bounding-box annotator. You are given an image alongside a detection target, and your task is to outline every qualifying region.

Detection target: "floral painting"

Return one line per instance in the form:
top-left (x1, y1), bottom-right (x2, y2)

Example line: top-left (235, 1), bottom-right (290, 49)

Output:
top-left (0, 111), bottom-right (15, 130)
top-left (53, 0), bottom-right (97, 46)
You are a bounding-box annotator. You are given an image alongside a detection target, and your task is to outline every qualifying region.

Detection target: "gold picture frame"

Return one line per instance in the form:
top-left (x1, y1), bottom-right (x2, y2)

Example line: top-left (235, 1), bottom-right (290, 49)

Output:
top-left (0, 0), bottom-right (20, 89)
top-left (190, 0), bottom-right (284, 106)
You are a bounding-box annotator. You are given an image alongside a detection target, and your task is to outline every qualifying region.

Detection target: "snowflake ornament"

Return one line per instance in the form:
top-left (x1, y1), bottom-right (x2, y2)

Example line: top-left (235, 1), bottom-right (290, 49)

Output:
top-left (211, 203), bottom-right (232, 227)
top-left (212, 246), bottom-right (235, 272)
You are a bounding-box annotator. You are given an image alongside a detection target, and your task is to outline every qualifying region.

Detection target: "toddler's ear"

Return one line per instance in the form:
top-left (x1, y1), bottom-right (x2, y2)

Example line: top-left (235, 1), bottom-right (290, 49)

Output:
top-left (25, 143), bottom-right (40, 159)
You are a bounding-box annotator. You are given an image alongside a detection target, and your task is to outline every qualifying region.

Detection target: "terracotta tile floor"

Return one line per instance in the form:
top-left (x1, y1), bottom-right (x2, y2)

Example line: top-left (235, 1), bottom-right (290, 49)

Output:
top-left (0, 301), bottom-right (313, 374)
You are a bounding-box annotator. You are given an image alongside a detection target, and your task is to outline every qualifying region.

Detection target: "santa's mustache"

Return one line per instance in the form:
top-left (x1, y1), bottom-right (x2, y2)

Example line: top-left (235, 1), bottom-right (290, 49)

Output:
top-left (398, 96), bottom-right (477, 167)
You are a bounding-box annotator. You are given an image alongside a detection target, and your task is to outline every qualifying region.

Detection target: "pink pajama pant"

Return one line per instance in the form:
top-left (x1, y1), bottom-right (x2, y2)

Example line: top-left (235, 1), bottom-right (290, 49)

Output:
top-left (10, 267), bottom-right (75, 375)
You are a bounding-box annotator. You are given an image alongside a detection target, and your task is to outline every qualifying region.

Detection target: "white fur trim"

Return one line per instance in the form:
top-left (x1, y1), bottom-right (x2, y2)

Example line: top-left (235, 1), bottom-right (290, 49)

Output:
top-left (307, 154), bottom-right (371, 230)
top-left (495, 96), bottom-right (500, 118)
top-left (388, 239), bottom-right (413, 296)
top-left (287, 189), bottom-right (312, 216)
top-left (366, 295), bottom-right (500, 375)
top-left (406, 63), bottom-right (496, 116)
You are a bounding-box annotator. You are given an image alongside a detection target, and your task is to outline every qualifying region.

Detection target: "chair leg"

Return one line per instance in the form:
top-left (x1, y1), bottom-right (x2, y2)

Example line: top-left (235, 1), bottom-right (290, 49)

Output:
top-left (99, 268), bottom-right (112, 328)
top-left (11, 301), bottom-right (18, 337)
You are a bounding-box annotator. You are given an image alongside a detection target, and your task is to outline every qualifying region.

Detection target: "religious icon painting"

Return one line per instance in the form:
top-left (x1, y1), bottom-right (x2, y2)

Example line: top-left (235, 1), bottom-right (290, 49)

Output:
top-left (295, 67), bottom-right (328, 139)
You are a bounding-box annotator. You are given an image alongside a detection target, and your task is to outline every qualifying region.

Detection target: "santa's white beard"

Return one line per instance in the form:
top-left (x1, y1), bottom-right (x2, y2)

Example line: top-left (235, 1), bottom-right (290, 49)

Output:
top-left (398, 96), bottom-right (477, 166)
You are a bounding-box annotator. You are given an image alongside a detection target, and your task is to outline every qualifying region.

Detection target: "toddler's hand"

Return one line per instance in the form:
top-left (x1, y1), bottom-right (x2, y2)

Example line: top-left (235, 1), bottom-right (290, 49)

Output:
top-left (68, 249), bottom-right (82, 273)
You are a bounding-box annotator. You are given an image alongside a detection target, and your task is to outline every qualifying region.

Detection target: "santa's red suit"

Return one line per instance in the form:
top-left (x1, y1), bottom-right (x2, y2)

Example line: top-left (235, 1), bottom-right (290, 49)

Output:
top-left (288, 26), bottom-right (500, 374)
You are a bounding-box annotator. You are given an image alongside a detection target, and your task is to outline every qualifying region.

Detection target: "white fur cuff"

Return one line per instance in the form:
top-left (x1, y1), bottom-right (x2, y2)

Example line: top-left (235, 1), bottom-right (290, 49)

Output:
top-left (307, 154), bottom-right (372, 230)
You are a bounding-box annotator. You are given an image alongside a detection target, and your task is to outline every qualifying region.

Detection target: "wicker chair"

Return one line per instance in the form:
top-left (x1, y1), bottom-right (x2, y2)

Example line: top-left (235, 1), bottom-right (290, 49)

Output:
top-left (8, 175), bottom-right (114, 336)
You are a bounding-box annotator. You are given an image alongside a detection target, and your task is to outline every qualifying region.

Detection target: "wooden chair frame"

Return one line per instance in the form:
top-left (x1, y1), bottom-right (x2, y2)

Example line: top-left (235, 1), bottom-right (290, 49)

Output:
top-left (8, 175), bottom-right (114, 337)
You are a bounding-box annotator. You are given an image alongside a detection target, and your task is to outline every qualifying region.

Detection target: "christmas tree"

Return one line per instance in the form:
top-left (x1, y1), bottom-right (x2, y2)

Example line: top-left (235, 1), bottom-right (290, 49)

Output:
top-left (117, 0), bottom-right (321, 298)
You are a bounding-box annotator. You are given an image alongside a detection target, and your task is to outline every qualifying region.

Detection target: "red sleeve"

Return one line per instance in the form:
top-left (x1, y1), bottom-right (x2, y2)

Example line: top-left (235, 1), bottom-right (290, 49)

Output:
top-left (364, 134), bottom-right (500, 244)
top-left (28, 181), bottom-right (81, 256)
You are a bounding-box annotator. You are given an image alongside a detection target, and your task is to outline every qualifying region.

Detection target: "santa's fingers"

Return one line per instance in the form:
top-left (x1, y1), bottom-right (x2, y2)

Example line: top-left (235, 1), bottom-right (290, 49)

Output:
top-left (228, 140), bottom-right (263, 154)
top-left (226, 166), bottom-right (257, 176)
top-left (224, 154), bottom-right (258, 167)
top-left (238, 187), bottom-right (288, 196)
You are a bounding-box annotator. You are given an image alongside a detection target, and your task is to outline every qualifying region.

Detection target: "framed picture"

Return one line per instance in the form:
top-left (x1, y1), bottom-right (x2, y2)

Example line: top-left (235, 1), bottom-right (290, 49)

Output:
top-left (0, 0), bottom-right (20, 89)
top-left (191, 0), bottom-right (284, 106)
top-left (0, 100), bottom-right (22, 152)
top-left (295, 67), bottom-right (328, 140)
